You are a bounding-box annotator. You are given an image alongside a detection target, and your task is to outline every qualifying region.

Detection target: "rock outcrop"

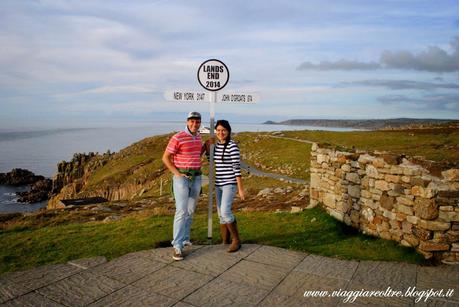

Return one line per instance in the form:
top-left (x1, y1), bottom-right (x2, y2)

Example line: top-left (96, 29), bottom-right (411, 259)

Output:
top-left (17, 178), bottom-right (52, 203)
top-left (0, 168), bottom-right (45, 186)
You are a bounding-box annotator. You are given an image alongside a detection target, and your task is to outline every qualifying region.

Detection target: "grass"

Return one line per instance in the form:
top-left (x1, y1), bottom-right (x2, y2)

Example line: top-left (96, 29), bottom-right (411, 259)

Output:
top-left (0, 207), bottom-right (426, 274)
top-left (235, 132), bottom-right (311, 180)
top-left (281, 129), bottom-right (459, 166)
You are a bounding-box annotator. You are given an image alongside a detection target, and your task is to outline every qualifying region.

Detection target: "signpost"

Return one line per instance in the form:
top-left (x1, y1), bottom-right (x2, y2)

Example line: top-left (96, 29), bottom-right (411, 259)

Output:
top-left (164, 59), bottom-right (258, 244)
top-left (197, 59), bottom-right (229, 243)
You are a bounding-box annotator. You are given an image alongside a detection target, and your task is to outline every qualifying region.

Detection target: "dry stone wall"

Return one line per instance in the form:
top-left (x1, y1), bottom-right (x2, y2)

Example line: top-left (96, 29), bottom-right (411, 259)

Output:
top-left (310, 143), bottom-right (459, 264)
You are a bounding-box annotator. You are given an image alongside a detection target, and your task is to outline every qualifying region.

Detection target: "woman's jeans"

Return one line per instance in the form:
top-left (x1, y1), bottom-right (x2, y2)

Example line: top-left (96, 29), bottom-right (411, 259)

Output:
top-left (216, 184), bottom-right (237, 224)
top-left (172, 175), bottom-right (201, 250)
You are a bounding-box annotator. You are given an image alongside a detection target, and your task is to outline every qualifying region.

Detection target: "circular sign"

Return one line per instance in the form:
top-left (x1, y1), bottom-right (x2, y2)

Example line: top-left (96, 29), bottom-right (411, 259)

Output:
top-left (197, 59), bottom-right (229, 91)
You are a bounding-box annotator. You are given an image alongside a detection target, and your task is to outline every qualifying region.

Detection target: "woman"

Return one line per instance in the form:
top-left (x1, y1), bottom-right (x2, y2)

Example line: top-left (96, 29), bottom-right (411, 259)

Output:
top-left (207, 120), bottom-right (245, 252)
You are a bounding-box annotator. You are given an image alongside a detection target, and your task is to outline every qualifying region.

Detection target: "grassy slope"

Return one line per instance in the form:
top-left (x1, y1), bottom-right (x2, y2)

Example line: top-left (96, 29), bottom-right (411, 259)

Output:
top-left (0, 207), bottom-right (425, 274)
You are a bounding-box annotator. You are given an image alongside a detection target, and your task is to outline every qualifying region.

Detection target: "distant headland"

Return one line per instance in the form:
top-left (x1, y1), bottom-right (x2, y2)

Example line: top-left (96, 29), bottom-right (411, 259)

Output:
top-left (263, 118), bottom-right (459, 130)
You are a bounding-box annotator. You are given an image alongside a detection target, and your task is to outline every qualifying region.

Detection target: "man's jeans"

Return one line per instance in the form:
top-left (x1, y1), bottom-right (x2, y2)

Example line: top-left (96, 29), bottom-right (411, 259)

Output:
top-left (215, 184), bottom-right (237, 224)
top-left (172, 175), bottom-right (201, 250)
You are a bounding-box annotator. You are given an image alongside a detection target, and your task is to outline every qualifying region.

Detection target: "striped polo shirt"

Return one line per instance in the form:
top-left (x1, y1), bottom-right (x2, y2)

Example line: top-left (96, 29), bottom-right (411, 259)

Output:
top-left (166, 129), bottom-right (202, 170)
top-left (214, 140), bottom-right (241, 186)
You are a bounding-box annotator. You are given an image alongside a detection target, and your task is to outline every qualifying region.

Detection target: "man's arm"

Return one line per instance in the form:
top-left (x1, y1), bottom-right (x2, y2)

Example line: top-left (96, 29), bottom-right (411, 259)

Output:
top-left (162, 151), bottom-right (184, 177)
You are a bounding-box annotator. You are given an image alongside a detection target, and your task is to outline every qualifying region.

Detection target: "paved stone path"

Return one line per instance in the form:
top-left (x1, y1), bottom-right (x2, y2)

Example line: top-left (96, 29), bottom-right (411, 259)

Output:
top-left (1, 244), bottom-right (458, 306)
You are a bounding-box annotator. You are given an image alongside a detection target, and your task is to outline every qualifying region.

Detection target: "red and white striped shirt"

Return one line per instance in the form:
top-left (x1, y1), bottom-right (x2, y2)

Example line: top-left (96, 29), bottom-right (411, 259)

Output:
top-left (166, 129), bottom-right (202, 170)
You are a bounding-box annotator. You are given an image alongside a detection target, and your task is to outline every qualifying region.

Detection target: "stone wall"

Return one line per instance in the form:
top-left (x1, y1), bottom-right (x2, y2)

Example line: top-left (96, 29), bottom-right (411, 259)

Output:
top-left (310, 143), bottom-right (459, 264)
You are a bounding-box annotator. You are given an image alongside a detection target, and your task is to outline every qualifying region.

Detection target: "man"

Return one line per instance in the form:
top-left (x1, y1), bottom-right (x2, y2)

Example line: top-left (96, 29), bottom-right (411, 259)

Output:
top-left (162, 111), bottom-right (203, 260)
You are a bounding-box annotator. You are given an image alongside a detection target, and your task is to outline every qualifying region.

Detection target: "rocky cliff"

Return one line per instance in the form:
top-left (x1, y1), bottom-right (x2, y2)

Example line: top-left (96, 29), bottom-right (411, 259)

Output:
top-left (48, 134), bottom-right (171, 209)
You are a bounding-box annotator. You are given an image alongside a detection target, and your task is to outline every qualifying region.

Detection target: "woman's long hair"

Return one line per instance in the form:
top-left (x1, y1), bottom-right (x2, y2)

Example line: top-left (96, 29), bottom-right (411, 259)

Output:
top-left (215, 120), bottom-right (232, 161)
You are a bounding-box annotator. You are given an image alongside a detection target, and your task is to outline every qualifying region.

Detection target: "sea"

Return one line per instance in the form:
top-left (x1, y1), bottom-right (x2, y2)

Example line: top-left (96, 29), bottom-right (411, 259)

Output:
top-left (0, 121), bottom-right (356, 213)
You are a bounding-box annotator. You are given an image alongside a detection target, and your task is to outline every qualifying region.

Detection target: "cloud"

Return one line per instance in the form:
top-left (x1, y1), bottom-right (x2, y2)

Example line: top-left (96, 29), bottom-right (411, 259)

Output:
top-left (298, 37), bottom-right (459, 73)
top-left (378, 94), bottom-right (459, 110)
top-left (346, 79), bottom-right (459, 90)
top-left (297, 59), bottom-right (380, 71)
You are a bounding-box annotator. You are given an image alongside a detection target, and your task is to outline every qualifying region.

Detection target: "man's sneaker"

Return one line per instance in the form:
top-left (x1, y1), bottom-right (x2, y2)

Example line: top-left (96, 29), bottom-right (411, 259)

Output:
top-left (172, 248), bottom-right (183, 261)
top-left (183, 240), bottom-right (193, 247)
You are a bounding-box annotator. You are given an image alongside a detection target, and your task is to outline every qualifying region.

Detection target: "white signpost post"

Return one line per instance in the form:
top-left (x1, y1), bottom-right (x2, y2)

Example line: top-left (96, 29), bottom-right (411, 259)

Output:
top-left (197, 59), bottom-right (229, 243)
top-left (164, 59), bottom-right (258, 243)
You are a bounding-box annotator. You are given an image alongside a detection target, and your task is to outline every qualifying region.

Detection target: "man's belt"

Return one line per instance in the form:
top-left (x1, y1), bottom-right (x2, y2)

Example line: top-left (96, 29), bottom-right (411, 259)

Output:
top-left (177, 169), bottom-right (202, 177)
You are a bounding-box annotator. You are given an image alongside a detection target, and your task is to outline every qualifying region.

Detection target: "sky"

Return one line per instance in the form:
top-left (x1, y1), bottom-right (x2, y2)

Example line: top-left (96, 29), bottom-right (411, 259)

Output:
top-left (1, 0), bottom-right (459, 127)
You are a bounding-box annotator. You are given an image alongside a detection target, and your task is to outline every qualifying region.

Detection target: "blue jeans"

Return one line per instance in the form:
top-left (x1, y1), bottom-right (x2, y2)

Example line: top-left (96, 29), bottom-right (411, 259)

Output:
top-left (172, 175), bottom-right (202, 250)
top-left (215, 184), bottom-right (237, 224)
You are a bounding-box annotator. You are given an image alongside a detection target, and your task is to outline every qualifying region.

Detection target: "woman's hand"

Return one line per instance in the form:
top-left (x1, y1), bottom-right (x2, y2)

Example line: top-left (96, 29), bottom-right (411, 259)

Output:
top-left (238, 187), bottom-right (245, 201)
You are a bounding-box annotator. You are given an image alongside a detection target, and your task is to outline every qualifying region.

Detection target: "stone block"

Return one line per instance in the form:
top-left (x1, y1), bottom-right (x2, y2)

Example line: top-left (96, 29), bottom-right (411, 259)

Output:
top-left (341, 164), bottom-right (351, 172)
top-left (366, 165), bottom-right (379, 178)
top-left (382, 209), bottom-right (396, 220)
top-left (391, 183), bottom-right (405, 195)
top-left (317, 154), bottom-right (329, 164)
top-left (403, 234), bottom-right (419, 247)
top-left (395, 204), bottom-right (413, 216)
top-left (380, 193), bottom-right (395, 210)
top-left (385, 174), bottom-right (401, 183)
top-left (345, 172), bottom-right (360, 184)
top-left (396, 196), bottom-right (414, 206)
top-left (310, 173), bottom-right (321, 189)
top-left (418, 241), bottom-right (450, 252)
top-left (323, 192), bottom-right (336, 208)
top-left (390, 166), bottom-right (405, 175)
top-left (328, 209), bottom-right (344, 221)
top-left (446, 231), bottom-right (459, 243)
top-left (358, 154), bottom-right (375, 164)
top-left (439, 211), bottom-right (459, 222)
top-left (362, 207), bottom-right (374, 222)
top-left (402, 221), bottom-right (413, 233)
top-left (403, 165), bottom-right (423, 176)
top-left (401, 176), bottom-right (411, 183)
top-left (348, 185), bottom-right (360, 198)
top-left (414, 198), bottom-right (438, 220)
top-left (411, 177), bottom-right (431, 188)
top-left (412, 227), bottom-right (433, 240)
top-left (418, 219), bottom-right (450, 231)
top-left (375, 180), bottom-right (390, 191)
top-left (372, 158), bottom-right (386, 168)
top-left (442, 169), bottom-right (459, 181)
top-left (438, 190), bottom-right (459, 198)
top-left (406, 215), bottom-right (418, 224)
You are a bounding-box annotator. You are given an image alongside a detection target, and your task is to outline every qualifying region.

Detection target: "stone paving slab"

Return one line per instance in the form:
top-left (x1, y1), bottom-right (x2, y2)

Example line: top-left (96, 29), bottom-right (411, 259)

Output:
top-left (67, 256), bottom-right (107, 270)
top-left (183, 276), bottom-right (269, 307)
top-left (2, 244), bottom-right (459, 306)
top-left (0, 276), bottom-right (31, 304)
top-left (2, 263), bottom-right (83, 292)
top-left (218, 259), bottom-right (290, 291)
top-left (89, 253), bottom-right (167, 284)
top-left (37, 270), bottom-right (125, 307)
top-left (294, 254), bottom-right (359, 281)
top-left (274, 271), bottom-right (348, 304)
top-left (88, 285), bottom-right (177, 307)
top-left (245, 245), bottom-right (307, 269)
top-left (131, 265), bottom-right (214, 301)
top-left (1, 291), bottom-right (64, 307)
top-left (349, 260), bottom-right (417, 289)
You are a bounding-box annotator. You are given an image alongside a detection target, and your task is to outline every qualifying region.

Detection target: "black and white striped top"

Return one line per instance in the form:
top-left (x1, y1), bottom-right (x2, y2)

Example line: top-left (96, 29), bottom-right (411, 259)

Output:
top-left (213, 140), bottom-right (241, 186)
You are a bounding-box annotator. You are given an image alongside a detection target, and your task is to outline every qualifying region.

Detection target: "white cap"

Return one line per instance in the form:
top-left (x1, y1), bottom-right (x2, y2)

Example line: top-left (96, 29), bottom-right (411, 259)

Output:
top-left (187, 111), bottom-right (201, 120)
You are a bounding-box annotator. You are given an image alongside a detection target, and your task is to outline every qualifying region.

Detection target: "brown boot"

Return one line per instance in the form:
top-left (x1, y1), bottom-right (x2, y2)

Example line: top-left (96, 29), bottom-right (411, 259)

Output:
top-left (226, 221), bottom-right (241, 252)
top-left (220, 224), bottom-right (231, 244)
